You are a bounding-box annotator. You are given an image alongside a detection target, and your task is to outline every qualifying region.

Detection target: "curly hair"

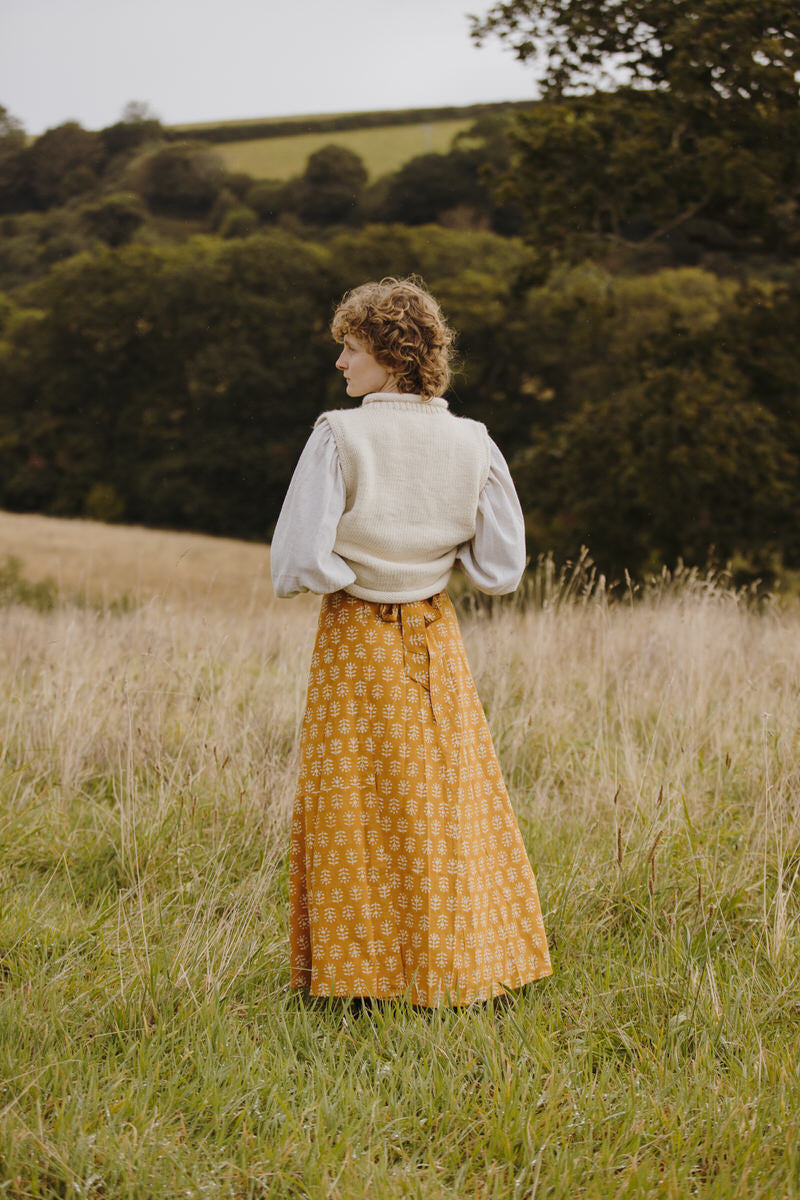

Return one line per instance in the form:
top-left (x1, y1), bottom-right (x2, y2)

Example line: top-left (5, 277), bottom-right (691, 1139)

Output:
top-left (331, 276), bottom-right (455, 401)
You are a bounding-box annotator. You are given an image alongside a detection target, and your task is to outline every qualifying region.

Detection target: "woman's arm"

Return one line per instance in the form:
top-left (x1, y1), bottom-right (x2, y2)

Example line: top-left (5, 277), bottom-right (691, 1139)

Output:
top-left (269, 420), bottom-right (356, 598)
top-left (456, 438), bottom-right (527, 595)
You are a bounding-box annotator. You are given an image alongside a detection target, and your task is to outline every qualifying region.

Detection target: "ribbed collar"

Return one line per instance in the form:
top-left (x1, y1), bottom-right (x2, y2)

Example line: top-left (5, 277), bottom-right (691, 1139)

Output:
top-left (362, 391), bottom-right (448, 409)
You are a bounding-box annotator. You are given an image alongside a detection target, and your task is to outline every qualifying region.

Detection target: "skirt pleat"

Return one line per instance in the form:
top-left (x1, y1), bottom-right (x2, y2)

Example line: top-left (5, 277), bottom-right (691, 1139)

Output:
top-left (289, 589), bottom-right (552, 1006)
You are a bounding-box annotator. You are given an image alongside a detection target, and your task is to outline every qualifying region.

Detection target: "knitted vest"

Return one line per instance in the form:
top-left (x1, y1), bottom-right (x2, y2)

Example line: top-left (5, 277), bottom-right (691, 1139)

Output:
top-left (316, 393), bottom-right (491, 603)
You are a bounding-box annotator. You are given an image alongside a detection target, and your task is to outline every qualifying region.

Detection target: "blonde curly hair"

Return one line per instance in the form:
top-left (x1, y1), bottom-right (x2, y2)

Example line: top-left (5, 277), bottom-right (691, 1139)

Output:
top-left (331, 276), bottom-right (455, 401)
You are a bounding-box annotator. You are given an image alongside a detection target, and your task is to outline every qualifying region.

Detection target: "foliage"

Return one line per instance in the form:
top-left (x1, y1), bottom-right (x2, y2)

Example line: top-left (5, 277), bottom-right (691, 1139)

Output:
top-left (0, 141), bottom-right (33, 213)
top-left (470, 0), bottom-right (800, 102)
top-left (26, 121), bottom-right (104, 208)
top-left (244, 179), bottom-right (289, 222)
top-left (0, 103), bottom-right (25, 146)
top-left (99, 115), bottom-right (163, 162)
top-left (79, 191), bottom-right (146, 247)
top-left (376, 147), bottom-right (493, 227)
top-left (294, 144), bottom-right (368, 225)
top-left (373, 126), bottom-right (527, 235)
top-left (208, 186), bottom-right (238, 232)
top-left (0, 553), bottom-right (57, 610)
top-left (472, 1), bottom-right (800, 257)
top-left (84, 481), bottom-right (126, 522)
top-left (508, 272), bottom-right (800, 575)
top-left (2, 218), bottom-right (800, 576)
top-left (0, 209), bottom-right (99, 291)
top-left (0, 110), bottom-right (161, 217)
top-left (500, 86), bottom-right (800, 259)
top-left (326, 224), bottom-right (530, 295)
top-left (0, 234), bottom-right (335, 537)
top-left (132, 141), bottom-right (227, 217)
top-left (2, 81), bottom-right (800, 578)
top-left (0, 104), bottom-right (28, 210)
top-left (219, 204), bottom-right (260, 239)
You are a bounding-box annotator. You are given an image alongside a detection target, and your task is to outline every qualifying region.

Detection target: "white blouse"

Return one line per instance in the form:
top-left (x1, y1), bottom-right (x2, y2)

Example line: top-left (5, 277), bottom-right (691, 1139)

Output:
top-left (270, 418), bottom-right (526, 599)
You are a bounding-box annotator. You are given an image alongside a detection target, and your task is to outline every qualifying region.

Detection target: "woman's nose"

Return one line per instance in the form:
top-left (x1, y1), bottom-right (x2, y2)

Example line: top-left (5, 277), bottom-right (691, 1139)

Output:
top-left (336, 353), bottom-right (347, 371)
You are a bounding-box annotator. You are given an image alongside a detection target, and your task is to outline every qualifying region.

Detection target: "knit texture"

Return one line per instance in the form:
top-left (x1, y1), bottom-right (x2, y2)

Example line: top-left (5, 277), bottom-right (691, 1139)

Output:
top-left (316, 393), bottom-right (491, 603)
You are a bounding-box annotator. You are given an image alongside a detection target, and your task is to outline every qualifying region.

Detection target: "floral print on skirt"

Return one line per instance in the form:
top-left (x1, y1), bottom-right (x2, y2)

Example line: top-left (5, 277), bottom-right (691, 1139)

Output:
top-left (289, 589), bottom-right (552, 1006)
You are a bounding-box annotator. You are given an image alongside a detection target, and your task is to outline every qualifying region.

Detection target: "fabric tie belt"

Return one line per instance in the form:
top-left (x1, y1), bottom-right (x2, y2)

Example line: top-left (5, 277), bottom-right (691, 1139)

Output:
top-left (378, 595), bottom-right (446, 720)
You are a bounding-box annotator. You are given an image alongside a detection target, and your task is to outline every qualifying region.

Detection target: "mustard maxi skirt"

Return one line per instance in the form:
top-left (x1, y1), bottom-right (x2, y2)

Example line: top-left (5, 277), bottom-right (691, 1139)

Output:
top-left (289, 589), bottom-right (552, 1007)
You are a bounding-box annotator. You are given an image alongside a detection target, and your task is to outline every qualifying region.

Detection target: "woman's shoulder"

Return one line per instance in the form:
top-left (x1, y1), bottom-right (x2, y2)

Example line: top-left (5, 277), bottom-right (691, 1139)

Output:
top-left (450, 410), bottom-right (489, 434)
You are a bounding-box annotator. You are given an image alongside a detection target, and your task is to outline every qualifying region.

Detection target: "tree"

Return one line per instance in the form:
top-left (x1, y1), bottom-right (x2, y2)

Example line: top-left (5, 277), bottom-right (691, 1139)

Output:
top-left (377, 149), bottom-right (492, 227)
top-left (245, 179), bottom-right (288, 222)
top-left (135, 142), bottom-right (226, 217)
top-left (471, 1), bottom-right (800, 103)
top-left (26, 121), bottom-right (103, 208)
top-left (79, 192), bottom-right (146, 247)
top-left (0, 234), bottom-right (336, 536)
top-left (504, 274), bottom-right (800, 576)
top-left (494, 87), bottom-right (799, 257)
top-left (0, 105), bottom-right (25, 149)
top-left (99, 104), bottom-right (163, 163)
top-left (514, 360), bottom-right (798, 576)
top-left (0, 105), bottom-right (32, 212)
top-left (120, 101), bottom-right (160, 125)
top-left (297, 145), bottom-right (368, 225)
top-left (471, 2), bottom-right (800, 256)
top-left (219, 205), bottom-right (259, 238)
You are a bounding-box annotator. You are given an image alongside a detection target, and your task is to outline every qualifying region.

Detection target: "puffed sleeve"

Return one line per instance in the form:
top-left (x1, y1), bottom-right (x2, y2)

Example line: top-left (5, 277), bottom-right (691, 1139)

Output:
top-left (456, 438), bottom-right (527, 595)
top-left (269, 419), bottom-right (356, 598)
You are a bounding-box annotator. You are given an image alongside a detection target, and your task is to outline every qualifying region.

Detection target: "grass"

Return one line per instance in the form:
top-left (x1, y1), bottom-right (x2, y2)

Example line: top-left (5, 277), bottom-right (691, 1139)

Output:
top-left (212, 119), bottom-right (472, 182)
top-left (0, 510), bottom-right (275, 613)
top-left (1, 516), bottom-right (799, 1197)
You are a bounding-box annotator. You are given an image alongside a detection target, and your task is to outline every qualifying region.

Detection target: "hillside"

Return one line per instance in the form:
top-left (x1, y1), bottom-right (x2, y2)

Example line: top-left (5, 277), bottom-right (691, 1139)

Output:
top-left (211, 118), bottom-right (473, 181)
top-left (166, 99), bottom-right (533, 180)
top-left (0, 510), bottom-right (282, 613)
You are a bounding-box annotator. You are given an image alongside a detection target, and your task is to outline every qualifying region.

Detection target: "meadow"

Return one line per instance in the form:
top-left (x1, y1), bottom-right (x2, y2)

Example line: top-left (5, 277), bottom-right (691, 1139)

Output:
top-left (1, 513), bottom-right (799, 1198)
top-left (211, 119), bottom-right (472, 180)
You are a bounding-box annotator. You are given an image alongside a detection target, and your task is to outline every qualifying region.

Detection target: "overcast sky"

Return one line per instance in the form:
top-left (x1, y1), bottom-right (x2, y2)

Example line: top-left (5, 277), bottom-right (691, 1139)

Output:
top-left (1, 0), bottom-right (540, 134)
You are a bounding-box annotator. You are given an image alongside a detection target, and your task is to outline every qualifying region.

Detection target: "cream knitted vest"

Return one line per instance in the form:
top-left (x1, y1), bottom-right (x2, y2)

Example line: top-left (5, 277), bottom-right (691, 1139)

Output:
top-left (316, 393), bottom-right (491, 603)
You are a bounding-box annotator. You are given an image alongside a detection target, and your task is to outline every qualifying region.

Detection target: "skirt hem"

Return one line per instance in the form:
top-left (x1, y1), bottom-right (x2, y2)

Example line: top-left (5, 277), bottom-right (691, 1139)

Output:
top-left (290, 966), bottom-right (553, 1008)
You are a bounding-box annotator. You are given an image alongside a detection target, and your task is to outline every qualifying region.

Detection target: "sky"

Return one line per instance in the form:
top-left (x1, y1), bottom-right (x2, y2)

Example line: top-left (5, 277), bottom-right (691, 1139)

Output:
top-left (1, 0), bottom-right (541, 135)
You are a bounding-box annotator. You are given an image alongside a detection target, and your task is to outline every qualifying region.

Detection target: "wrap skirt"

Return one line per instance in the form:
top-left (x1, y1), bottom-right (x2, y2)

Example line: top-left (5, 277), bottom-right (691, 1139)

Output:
top-left (289, 589), bottom-right (552, 1006)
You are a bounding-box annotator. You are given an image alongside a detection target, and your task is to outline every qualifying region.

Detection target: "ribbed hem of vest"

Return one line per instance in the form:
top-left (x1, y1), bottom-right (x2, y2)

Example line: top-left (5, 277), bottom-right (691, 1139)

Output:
top-left (343, 579), bottom-right (452, 603)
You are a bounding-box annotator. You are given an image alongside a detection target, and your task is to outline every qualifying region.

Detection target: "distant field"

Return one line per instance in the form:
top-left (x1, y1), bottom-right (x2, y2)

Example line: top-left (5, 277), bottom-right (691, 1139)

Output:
top-left (0, 509), bottom-right (283, 614)
top-left (214, 118), bottom-right (473, 181)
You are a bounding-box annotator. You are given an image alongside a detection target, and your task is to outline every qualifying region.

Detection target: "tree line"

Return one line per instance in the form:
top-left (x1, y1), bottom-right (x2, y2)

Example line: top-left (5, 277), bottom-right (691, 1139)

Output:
top-left (166, 100), bottom-right (535, 144)
top-left (1, 0), bottom-right (799, 582)
top-left (2, 228), bottom-right (799, 580)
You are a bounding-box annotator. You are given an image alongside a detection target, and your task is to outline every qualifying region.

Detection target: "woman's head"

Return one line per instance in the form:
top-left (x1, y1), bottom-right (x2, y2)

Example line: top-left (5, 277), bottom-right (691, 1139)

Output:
top-left (331, 276), bottom-right (454, 401)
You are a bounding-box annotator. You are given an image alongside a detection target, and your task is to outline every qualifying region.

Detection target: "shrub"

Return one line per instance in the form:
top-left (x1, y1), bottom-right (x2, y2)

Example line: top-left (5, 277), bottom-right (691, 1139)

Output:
top-left (135, 143), bottom-right (225, 217)
top-left (219, 205), bottom-right (260, 239)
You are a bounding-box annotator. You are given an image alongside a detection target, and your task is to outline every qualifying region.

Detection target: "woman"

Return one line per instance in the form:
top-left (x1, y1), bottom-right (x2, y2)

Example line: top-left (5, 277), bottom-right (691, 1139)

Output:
top-left (271, 276), bottom-right (552, 1007)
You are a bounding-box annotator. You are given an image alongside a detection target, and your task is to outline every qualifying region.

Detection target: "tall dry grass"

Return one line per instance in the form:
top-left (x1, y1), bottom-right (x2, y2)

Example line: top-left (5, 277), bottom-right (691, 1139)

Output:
top-left (1, 534), bottom-right (799, 1197)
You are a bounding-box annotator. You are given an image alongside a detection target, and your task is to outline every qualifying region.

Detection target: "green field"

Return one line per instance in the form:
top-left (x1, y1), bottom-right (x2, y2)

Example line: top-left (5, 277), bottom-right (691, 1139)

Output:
top-left (213, 118), bottom-right (473, 181)
top-left (1, 518), bottom-right (799, 1197)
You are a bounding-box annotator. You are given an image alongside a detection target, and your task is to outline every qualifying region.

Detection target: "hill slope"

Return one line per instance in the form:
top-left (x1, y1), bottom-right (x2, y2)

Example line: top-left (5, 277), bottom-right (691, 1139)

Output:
top-left (0, 510), bottom-right (283, 613)
top-left (212, 118), bottom-right (472, 181)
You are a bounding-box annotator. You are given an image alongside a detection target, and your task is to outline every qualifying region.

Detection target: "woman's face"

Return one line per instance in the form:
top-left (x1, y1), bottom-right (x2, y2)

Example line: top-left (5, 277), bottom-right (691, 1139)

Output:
top-left (335, 333), bottom-right (396, 397)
